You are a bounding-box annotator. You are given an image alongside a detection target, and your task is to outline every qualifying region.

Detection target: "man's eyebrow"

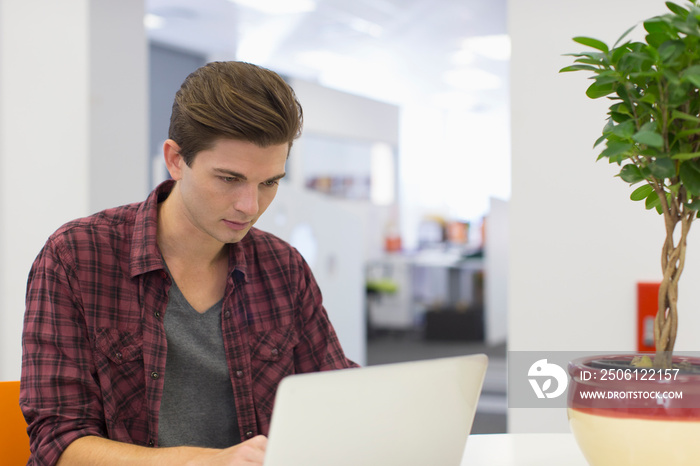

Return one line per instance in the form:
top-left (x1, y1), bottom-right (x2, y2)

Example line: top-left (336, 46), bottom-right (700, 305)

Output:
top-left (214, 168), bottom-right (247, 180)
top-left (213, 168), bottom-right (286, 183)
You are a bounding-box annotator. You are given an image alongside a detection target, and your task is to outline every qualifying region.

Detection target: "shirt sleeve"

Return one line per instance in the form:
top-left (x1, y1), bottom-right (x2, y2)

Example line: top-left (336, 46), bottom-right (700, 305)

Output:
top-left (20, 237), bottom-right (106, 466)
top-left (292, 254), bottom-right (360, 372)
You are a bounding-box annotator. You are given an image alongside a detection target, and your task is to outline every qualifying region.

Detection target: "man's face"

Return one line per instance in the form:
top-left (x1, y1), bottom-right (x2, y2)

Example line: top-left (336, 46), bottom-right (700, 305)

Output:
top-left (171, 138), bottom-right (289, 245)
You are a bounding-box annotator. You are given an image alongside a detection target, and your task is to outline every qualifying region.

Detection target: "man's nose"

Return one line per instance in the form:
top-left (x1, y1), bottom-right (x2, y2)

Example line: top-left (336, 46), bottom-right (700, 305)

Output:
top-left (234, 184), bottom-right (259, 217)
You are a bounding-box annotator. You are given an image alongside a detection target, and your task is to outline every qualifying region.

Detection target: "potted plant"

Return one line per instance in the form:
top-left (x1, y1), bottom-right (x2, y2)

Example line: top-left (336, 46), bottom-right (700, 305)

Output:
top-left (560, 1), bottom-right (700, 464)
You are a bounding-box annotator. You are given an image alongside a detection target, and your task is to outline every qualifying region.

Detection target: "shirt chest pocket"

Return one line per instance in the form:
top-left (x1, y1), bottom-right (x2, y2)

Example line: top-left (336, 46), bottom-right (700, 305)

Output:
top-left (94, 327), bottom-right (146, 421)
top-left (249, 326), bottom-right (298, 413)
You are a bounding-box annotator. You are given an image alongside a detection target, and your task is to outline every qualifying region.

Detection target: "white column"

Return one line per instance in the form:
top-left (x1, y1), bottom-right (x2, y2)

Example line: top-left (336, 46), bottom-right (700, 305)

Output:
top-left (0, 0), bottom-right (148, 381)
top-left (89, 0), bottom-right (149, 213)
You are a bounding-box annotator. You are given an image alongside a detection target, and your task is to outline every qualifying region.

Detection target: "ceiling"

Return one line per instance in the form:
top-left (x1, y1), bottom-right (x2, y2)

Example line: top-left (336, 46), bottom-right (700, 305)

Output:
top-left (145, 0), bottom-right (508, 111)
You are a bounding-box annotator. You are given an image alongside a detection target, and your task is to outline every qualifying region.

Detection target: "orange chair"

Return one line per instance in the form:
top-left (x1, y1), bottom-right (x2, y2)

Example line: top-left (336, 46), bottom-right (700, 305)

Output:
top-left (0, 381), bottom-right (31, 465)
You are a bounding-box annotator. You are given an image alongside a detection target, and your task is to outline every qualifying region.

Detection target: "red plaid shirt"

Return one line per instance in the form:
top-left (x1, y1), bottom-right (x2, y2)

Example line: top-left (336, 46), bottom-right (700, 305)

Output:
top-left (20, 180), bottom-right (358, 466)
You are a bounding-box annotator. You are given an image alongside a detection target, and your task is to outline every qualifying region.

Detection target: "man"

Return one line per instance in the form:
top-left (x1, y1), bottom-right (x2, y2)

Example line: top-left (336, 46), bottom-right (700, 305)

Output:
top-left (20, 61), bottom-right (358, 466)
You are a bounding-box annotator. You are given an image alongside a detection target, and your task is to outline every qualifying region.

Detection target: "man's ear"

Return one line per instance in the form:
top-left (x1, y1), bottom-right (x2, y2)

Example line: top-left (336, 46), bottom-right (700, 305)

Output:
top-left (163, 139), bottom-right (184, 180)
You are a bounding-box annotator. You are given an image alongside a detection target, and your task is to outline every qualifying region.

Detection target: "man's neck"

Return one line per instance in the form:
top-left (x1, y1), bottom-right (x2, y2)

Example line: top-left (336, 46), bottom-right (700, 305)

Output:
top-left (156, 187), bottom-right (228, 269)
top-left (156, 188), bottom-right (230, 313)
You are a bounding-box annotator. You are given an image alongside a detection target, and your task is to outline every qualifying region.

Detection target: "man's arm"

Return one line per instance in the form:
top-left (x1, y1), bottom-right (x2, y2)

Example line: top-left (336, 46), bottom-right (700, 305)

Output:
top-left (57, 435), bottom-right (267, 466)
top-left (294, 255), bottom-right (360, 372)
top-left (22, 238), bottom-right (112, 464)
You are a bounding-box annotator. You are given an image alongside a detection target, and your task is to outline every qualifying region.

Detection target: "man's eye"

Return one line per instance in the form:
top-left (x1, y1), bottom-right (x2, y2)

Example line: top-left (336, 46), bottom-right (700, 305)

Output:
top-left (220, 176), bottom-right (238, 183)
top-left (263, 180), bottom-right (279, 187)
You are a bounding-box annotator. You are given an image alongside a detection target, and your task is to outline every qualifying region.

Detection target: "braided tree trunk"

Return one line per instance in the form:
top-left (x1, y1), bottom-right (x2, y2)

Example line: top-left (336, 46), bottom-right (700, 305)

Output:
top-left (654, 184), bottom-right (695, 369)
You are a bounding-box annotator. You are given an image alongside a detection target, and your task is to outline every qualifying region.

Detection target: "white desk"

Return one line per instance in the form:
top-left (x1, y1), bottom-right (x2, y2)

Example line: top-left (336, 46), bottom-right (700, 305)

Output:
top-left (461, 433), bottom-right (589, 465)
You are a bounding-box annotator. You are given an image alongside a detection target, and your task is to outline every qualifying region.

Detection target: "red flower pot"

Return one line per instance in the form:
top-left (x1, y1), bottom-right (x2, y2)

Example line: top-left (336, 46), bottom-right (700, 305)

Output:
top-left (567, 354), bottom-right (700, 465)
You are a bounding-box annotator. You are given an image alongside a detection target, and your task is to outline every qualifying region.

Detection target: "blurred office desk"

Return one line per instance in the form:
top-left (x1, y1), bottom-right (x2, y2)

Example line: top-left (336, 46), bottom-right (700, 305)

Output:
top-left (461, 433), bottom-right (588, 465)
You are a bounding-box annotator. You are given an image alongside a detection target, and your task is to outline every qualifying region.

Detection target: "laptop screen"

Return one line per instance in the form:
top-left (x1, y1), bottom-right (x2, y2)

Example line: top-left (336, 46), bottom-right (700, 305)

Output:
top-left (264, 353), bottom-right (488, 466)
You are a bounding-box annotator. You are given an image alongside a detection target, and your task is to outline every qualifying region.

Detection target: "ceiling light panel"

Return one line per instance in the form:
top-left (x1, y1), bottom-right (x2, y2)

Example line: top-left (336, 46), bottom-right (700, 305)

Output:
top-left (227, 0), bottom-right (317, 15)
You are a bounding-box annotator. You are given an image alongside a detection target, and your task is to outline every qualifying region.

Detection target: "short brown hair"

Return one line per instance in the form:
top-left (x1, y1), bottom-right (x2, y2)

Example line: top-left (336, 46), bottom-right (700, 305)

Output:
top-left (168, 61), bottom-right (303, 166)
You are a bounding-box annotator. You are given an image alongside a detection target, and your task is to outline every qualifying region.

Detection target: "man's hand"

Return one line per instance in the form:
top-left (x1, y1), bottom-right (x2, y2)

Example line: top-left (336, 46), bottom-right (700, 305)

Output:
top-left (191, 435), bottom-right (267, 466)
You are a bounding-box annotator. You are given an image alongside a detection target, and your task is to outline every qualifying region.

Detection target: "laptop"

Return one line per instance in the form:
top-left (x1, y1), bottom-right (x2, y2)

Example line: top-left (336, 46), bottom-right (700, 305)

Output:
top-left (263, 353), bottom-right (489, 466)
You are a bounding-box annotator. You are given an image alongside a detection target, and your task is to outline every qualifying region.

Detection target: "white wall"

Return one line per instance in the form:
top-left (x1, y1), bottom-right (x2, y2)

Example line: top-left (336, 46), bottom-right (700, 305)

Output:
top-left (290, 78), bottom-right (400, 146)
top-left (289, 78), bottom-right (401, 262)
top-left (508, 0), bottom-right (700, 432)
top-left (0, 0), bottom-right (148, 381)
top-left (485, 197), bottom-right (508, 345)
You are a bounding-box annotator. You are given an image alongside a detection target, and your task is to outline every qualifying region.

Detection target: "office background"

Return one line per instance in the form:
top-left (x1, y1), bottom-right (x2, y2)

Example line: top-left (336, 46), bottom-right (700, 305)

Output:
top-left (2, 0), bottom-right (698, 436)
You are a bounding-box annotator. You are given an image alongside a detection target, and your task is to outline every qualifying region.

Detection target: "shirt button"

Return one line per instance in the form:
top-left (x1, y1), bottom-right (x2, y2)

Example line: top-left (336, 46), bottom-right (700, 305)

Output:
top-left (270, 348), bottom-right (279, 357)
top-left (148, 439), bottom-right (155, 447)
top-left (115, 352), bottom-right (123, 360)
top-left (150, 371), bottom-right (160, 380)
top-left (245, 430), bottom-right (254, 439)
top-left (224, 311), bottom-right (231, 318)
top-left (154, 311), bottom-right (161, 318)
top-left (235, 370), bottom-right (244, 378)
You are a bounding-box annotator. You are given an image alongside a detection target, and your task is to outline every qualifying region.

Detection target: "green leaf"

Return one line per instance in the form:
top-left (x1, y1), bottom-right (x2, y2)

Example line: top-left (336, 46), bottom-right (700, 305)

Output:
top-left (620, 164), bottom-right (645, 183)
top-left (640, 148), bottom-right (661, 157)
top-left (666, 2), bottom-right (689, 19)
top-left (574, 58), bottom-right (605, 65)
top-left (680, 160), bottom-right (700, 195)
top-left (672, 151), bottom-right (700, 161)
top-left (594, 134), bottom-right (608, 148)
top-left (611, 45), bottom-right (632, 66)
top-left (614, 25), bottom-right (639, 48)
top-left (610, 111), bottom-right (632, 124)
top-left (647, 32), bottom-right (673, 49)
top-left (656, 194), bottom-right (671, 214)
top-left (602, 118), bottom-right (615, 135)
top-left (559, 64), bottom-right (599, 73)
top-left (650, 158), bottom-right (677, 178)
top-left (593, 75), bottom-right (620, 85)
top-left (658, 40), bottom-right (685, 62)
top-left (686, 198), bottom-right (700, 210)
top-left (663, 68), bottom-right (682, 85)
top-left (671, 109), bottom-right (700, 123)
top-left (669, 83), bottom-right (692, 107)
top-left (601, 141), bottom-right (634, 159)
top-left (645, 190), bottom-right (662, 210)
top-left (631, 184), bottom-right (654, 201)
top-left (675, 128), bottom-right (700, 139)
top-left (563, 51), bottom-right (607, 61)
top-left (610, 102), bottom-right (632, 116)
top-left (611, 120), bottom-right (636, 139)
top-left (682, 64), bottom-right (700, 87)
top-left (632, 130), bottom-right (665, 148)
top-left (672, 17), bottom-right (700, 37)
top-left (640, 121), bottom-right (657, 131)
top-left (573, 36), bottom-right (610, 53)
top-left (644, 18), bottom-right (672, 34)
top-left (620, 52), bottom-right (655, 71)
top-left (639, 92), bottom-right (658, 104)
top-left (586, 81), bottom-right (617, 99)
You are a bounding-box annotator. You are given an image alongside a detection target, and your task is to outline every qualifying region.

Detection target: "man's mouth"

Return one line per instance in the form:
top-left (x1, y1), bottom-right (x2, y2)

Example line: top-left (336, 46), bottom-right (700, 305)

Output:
top-left (223, 219), bottom-right (250, 231)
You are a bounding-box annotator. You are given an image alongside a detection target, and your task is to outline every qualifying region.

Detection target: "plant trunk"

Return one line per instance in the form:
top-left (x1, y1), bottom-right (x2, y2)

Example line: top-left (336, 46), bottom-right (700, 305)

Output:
top-left (654, 210), bottom-right (693, 369)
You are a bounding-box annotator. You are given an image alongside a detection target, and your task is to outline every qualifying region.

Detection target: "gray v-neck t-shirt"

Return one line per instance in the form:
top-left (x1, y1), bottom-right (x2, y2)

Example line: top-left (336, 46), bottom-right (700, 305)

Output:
top-left (158, 280), bottom-right (241, 448)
